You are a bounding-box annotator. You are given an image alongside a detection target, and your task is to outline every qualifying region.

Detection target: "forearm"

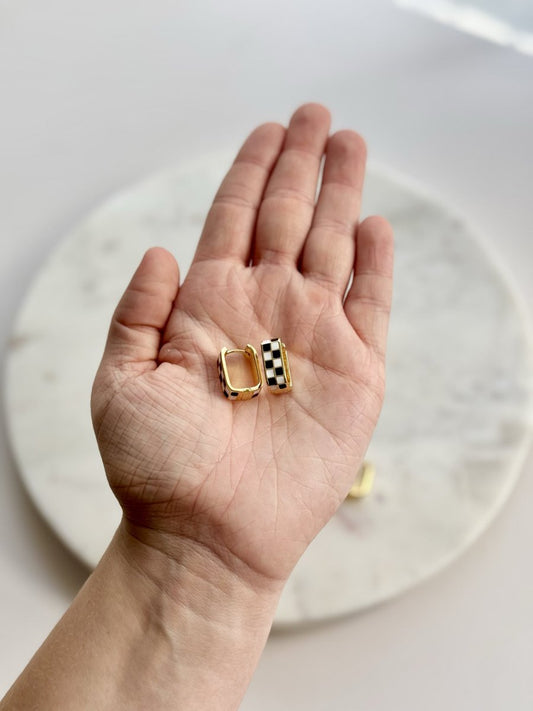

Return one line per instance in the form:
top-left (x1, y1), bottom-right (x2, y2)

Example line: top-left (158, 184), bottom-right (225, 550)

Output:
top-left (0, 521), bottom-right (282, 711)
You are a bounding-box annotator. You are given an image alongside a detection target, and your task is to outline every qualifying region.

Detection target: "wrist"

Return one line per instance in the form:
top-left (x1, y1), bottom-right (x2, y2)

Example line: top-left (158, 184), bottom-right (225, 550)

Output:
top-left (109, 519), bottom-right (283, 708)
top-left (118, 516), bottom-right (286, 600)
top-left (0, 520), bottom-right (282, 711)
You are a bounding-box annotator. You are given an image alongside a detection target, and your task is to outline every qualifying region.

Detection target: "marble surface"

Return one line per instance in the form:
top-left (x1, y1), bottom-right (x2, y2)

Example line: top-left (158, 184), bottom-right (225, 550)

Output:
top-left (5, 154), bottom-right (533, 626)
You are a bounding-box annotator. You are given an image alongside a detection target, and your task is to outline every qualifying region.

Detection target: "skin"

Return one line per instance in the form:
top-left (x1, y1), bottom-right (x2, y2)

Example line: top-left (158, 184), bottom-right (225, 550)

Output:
top-left (0, 103), bottom-right (393, 710)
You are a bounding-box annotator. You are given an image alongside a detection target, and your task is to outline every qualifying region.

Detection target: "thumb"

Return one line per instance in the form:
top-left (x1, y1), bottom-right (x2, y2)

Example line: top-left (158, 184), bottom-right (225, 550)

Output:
top-left (100, 247), bottom-right (179, 372)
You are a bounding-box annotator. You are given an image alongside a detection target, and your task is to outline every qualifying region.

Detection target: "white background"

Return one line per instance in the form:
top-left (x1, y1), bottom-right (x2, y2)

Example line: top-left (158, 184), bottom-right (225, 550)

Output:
top-left (1, 1), bottom-right (532, 708)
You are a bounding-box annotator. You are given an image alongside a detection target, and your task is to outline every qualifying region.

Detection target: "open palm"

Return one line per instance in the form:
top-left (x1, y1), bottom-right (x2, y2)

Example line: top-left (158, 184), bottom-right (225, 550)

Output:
top-left (91, 104), bottom-right (393, 585)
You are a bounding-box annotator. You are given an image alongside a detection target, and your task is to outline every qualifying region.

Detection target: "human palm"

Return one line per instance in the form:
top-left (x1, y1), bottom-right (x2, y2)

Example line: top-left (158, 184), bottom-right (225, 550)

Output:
top-left (91, 104), bottom-right (393, 585)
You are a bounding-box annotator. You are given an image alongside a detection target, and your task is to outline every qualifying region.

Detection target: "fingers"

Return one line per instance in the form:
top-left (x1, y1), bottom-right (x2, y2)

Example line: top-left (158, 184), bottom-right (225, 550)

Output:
top-left (101, 247), bottom-right (180, 370)
top-left (344, 216), bottom-right (394, 356)
top-left (193, 122), bottom-right (286, 265)
top-left (253, 103), bottom-right (331, 266)
top-left (300, 130), bottom-right (367, 294)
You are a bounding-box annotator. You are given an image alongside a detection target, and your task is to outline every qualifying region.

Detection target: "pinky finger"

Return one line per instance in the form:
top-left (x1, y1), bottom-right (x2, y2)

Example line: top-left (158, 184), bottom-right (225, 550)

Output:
top-left (344, 216), bottom-right (394, 357)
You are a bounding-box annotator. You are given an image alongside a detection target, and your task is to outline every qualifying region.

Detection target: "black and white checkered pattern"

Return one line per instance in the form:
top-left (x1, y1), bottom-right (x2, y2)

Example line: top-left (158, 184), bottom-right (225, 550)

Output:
top-left (261, 338), bottom-right (288, 390)
top-left (217, 353), bottom-right (235, 399)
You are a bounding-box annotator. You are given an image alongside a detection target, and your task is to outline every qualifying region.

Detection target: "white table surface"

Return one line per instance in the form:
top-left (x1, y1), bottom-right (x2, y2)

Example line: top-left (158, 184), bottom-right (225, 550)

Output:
top-left (1, 1), bottom-right (532, 708)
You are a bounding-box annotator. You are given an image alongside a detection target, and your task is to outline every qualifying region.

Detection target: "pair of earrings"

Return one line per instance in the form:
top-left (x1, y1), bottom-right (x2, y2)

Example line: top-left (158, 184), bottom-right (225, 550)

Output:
top-left (217, 339), bottom-right (375, 500)
top-left (217, 338), bottom-right (292, 400)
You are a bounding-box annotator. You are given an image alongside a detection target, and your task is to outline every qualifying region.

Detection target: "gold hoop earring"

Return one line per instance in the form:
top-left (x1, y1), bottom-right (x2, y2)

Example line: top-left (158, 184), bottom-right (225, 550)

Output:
top-left (217, 344), bottom-right (263, 400)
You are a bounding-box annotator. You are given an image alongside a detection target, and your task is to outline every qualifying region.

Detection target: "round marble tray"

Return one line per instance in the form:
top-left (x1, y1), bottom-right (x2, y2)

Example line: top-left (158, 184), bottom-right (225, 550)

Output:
top-left (5, 154), bottom-right (533, 626)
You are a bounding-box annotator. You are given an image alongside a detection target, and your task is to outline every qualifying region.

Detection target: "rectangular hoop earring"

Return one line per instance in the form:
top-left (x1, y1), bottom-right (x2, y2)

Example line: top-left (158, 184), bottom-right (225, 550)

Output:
top-left (217, 344), bottom-right (262, 400)
top-left (260, 338), bottom-right (292, 393)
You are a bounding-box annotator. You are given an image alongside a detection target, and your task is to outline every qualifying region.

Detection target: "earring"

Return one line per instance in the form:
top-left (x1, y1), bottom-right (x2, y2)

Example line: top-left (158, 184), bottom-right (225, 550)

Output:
top-left (346, 461), bottom-right (375, 499)
top-left (217, 344), bottom-right (262, 400)
top-left (260, 338), bottom-right (292, 393)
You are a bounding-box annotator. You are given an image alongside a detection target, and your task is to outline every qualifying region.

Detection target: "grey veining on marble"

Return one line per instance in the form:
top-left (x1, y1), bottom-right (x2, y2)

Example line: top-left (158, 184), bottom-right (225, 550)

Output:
top-left (5, 153), bottom-right (533, 625)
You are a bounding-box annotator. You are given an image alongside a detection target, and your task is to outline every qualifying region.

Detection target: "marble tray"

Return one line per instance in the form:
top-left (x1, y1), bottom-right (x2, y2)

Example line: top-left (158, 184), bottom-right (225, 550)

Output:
top-left (5, 154), bottom-right (533, 626)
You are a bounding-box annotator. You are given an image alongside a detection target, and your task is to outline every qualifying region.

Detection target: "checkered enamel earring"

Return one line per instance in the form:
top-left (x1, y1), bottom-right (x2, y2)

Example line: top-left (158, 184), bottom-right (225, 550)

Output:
top-left (260, 338), bottom-right (292, 393)
top-left (217, 344), bottom-right (262, 400)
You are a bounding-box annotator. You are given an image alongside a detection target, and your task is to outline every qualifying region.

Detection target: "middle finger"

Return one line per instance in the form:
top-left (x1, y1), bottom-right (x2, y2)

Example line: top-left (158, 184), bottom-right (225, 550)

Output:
top-left (253, 103), bottom-right (330, 267)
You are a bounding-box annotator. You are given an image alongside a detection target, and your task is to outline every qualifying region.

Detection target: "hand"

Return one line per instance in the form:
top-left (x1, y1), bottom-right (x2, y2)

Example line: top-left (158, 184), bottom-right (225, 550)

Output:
top-left (1, 104), bottom-right (393, 711)
top-left (91, 103), bottom-right (393, 589)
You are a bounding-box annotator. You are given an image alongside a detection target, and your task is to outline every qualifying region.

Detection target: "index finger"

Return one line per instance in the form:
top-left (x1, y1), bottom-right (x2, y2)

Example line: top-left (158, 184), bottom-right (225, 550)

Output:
top-left (192, 122), bottom-right (286, 265)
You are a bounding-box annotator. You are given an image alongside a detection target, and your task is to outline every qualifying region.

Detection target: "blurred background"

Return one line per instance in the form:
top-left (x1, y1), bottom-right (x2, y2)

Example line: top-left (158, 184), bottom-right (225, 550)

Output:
top-left (1, 1), bottom-right (532, 708)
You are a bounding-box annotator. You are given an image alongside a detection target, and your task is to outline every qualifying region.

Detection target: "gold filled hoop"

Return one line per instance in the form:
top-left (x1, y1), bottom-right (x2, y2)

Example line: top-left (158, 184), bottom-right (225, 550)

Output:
top-left (346, 461), bottom-right (375, 499)
top-left (217, 344), bottom-right (263, 401)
